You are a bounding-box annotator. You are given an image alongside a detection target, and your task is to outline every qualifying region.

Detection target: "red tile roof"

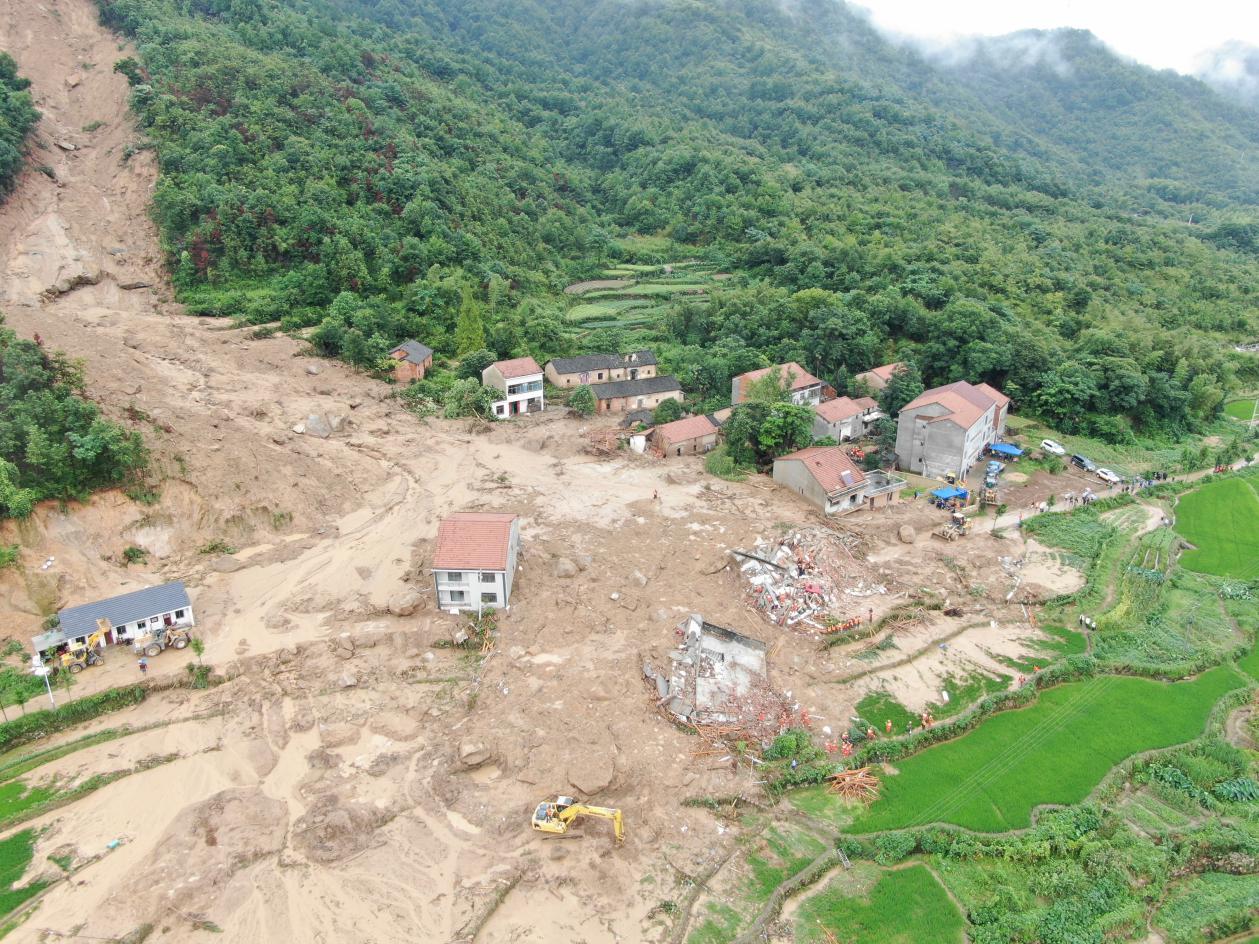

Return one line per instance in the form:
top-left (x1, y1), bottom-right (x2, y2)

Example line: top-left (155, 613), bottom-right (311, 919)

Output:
top-left (734, 362), bottom-right (823, 400)
top-left (491, 357), bottom-right (542, 379)
top-left (654, 414), bottom-right (717, 446)
top-left (776, 446), bottom-right (866, 495)
top-left (901, 381), bottom-right (1005, 430)
top-left (860, 362), bottom-right (903, 383)
top-left (852, 396), bottom-right (879, 410)
top-left (433, 513), bottom-right (518, 571)
top-left (815, 396), bottom-right (871, 423)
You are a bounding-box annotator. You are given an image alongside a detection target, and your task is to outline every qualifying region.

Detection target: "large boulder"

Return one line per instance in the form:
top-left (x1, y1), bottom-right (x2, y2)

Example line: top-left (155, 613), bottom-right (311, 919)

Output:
top-left (388, 588), bottom-right (424, 617)
top-left (568, 752), bottom-right (615, 795)
top-left (459, 740), bottom-right (492, 768)
top-left (897, 525), bottom-right (916, 544)
top-left (553, 558), bottom-right (578, 579)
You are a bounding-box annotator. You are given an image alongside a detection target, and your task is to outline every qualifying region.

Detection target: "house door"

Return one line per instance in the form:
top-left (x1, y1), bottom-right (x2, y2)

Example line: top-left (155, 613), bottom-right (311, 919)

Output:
top-left (164, 614), bottom-right (173, 627)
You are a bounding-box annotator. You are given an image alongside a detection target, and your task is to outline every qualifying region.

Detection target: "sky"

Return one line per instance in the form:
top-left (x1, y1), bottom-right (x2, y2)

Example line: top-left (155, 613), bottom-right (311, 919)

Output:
top-left (852, 0), bottom-right (1259, 74)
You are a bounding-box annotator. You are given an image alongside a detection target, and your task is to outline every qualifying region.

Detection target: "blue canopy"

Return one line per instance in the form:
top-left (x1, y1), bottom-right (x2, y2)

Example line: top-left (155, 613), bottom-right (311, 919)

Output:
top-left (989, 442), bottom-right (1024, 457)
top-left (931, 486), bottom-right (968, 501)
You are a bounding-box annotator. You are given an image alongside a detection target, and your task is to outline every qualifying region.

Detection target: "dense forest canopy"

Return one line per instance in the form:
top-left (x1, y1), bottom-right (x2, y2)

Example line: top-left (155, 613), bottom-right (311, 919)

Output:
top-left (0, 52), bottom-right (38, 195)
top-left (93, 0), bottom-right (1259, 440)
top-left (0, 315), bottom-right (148, 519)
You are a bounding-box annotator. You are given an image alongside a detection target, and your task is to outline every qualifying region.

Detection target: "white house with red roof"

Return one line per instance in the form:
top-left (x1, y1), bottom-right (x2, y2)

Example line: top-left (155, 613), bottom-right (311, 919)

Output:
top-left (894, 381), bottom-right (1010, 481)
top-left (731, 362), bottom-right (831, 407)
top-left (772, 446), bottom-right (906, 516)
top-left (431, 512), bottom-right (521, 613)
top-left (482, 356), bottom-right (545, 418)
top-left (812, 395), bottom-right (880, 442)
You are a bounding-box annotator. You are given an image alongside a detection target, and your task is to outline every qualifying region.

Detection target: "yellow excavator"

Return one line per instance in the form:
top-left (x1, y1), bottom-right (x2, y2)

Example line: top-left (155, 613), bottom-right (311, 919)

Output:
top-left (54, 629), bottom-right (107, 675)
top-left (531, 796), bottom-right (624, 844)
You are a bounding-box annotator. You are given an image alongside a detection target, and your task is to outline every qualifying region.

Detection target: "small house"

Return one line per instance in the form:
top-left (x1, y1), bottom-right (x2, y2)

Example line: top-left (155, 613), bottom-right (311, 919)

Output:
top-left (895, 381), bottom-right (1010, 481)
top-left (544, 351), bottom-right (657, 388)
top-left (387, 340), bottom-right (434, 384)
top-left (853, 362), bottom-right (904, 393)
top-left (593, 375), bottom-right (683, 414)
top-left (482, 357), bottom-right (545, 418)
top-left (731, 363), bottom-right (830, 406)
top-left (431, 513), bottom-right (521, 613)
top-left (812, 396), bottom-right (880, 442)
top-left (33, 580), bottom-right (195, 655)
top-left (773, 446), bottom-right (906, 516)
top-left (653, 414), bottom-right (719, 457)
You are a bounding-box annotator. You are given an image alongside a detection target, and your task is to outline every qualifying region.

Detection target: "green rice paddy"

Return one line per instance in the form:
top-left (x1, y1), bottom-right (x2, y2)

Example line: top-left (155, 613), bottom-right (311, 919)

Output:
top-left (848, 666), bottom-right (1245, 833)
top-left (1175, 477), bottom-right (1259, 579)
top-left (1224, 398), bottom-right (1257, 422)
top-left (563, 262), bottom-right (723, 333)
top-left (793, 864), bottom-right (965, 944)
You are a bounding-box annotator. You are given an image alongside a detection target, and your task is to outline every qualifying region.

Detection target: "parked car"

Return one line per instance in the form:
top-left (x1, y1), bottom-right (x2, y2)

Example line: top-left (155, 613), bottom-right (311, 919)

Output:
top-left (1071, 454), bottom-right (1097, 472)
top-left (1040, 438), bottom-right (1066, 456)
top-left (986, 460), bottom-right (1005, 476)
top-left (1096, 468), bottom-right (1122, 485)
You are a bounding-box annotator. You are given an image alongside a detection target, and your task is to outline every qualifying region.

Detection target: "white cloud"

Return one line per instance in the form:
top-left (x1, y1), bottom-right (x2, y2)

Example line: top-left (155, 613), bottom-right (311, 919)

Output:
top-left (850, 0), bottom-right (1259, 74)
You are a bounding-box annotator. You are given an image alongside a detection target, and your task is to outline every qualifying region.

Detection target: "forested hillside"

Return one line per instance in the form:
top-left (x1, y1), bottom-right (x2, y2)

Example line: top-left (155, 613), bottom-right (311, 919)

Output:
top-left (0, 52), bottom-right (38, 194)
top-left (93, 0), bottom-right (1259, 440)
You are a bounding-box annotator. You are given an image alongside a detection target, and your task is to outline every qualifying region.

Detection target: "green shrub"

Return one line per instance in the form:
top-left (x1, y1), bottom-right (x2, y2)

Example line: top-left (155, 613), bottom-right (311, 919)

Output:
top-left (0, 545), bottom-right (17, 570)
top-left (122, 545), bottom-right (147, 565)
top-left (873, 830), bottom-right (917, 864)
top-left (568, 384), bottom-right (595, 416)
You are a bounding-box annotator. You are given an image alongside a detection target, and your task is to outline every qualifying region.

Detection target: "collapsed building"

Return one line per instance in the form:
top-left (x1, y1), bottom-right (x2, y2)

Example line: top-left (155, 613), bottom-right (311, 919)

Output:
top-left (644, 615), bottom-right (795, 740)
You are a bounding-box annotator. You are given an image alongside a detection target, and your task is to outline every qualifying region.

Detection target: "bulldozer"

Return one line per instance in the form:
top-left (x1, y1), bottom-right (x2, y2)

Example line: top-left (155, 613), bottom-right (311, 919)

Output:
top-left (132, 624), bottom-right (191, 658)
top-left (531, 796), bottom-right (624, 844)
top-left (52, 629), bottom-right (107, 675)
top-left (932, 511), bottom-right (970, 542)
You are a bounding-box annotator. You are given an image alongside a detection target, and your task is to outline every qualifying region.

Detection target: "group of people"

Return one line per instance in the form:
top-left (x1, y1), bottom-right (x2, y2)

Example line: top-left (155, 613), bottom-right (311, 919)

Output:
top-left (1061, 489), bottom-right (1097, 508)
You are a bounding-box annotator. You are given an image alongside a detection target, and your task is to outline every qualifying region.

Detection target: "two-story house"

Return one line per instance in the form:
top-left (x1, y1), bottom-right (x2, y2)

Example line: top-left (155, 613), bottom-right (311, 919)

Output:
top-left (731, 363), bottom-right (831, 406)
top-left (544, 351), bottom-right (657, 388)
top-left (812, 396), bottom-right (880, 442)
top-left (894, 381), bottom-right (1011, 481)
top-left (431, 513), bottom-right (521, 613)
top-left (482, 357), bottom-right (545, 418)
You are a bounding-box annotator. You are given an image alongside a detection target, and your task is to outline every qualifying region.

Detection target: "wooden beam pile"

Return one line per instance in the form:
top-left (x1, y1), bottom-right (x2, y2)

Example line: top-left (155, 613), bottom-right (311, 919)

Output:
top-left (827, 766), bottom-right (880, 802)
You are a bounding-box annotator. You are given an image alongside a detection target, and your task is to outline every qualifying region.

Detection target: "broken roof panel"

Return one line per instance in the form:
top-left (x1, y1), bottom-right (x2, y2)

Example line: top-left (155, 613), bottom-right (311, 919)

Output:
top-left (734, 362), bottom-right (823, 397)
top-left (389, 340), bottom-right (434, 365)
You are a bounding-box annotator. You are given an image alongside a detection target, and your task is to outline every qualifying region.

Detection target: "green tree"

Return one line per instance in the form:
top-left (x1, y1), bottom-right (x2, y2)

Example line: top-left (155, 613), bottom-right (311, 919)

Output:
top-left (457, 349), bottom-right (498, 380)
top-left (454, 286), bottom-right (486, 355)
top-left (653, 398), bottom-right (684, 424)
top-left (568, 384), bottom-right (596, 416)
top-left (878, 362), bottom-right (925, 417)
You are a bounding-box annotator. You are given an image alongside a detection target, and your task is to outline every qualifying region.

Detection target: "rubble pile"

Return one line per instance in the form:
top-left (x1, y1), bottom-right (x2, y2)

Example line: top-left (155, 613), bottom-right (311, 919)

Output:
top-left (734, 528), bottom-right (885, 634)
top-left (644, 615), bottom-right (797, 741)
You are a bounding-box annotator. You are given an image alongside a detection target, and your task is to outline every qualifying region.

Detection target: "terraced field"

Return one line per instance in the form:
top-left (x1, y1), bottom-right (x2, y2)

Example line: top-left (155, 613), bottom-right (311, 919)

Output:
top-left (563, 261), bottom-right (727, 333)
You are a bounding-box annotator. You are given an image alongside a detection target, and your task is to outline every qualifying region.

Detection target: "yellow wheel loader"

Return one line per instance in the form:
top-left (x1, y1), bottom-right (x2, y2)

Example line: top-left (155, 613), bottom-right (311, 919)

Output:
top-left (132, 625), bottom-right (191, 658)
top-left (55, 629), bottom-right (106, 675)
top-left (531, 796), bottom-right (624, 844)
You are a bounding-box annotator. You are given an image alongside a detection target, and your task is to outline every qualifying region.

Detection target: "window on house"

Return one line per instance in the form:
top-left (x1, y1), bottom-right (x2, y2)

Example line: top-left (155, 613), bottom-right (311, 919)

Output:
top-left (136, 619), bottom-right (146, 629)
top-left (481, 593), bottom-right (498, 604)
top-left (480, 572), bottom-right (496, 583)
top-left (448, 590), bottom-right (466, 603)
top-left (175, 609), bottom-right (185, 619)
top-left (597, 372), bottom-right (604, 380)
top-left (446, 571), bottom-right (462, 581)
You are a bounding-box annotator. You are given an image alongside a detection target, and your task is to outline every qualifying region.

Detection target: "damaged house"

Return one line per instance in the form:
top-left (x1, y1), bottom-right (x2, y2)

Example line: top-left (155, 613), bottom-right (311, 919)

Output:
top-left (644, 615), bottom-right (789, 737)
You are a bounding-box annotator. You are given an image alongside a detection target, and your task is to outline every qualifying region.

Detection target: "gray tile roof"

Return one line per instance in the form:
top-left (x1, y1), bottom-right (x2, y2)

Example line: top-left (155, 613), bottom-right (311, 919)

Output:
top-left (41, 581), bottom-right (192, 649)
top-left (549, 350), bottom-right (658, 375)
top-left (390, 340), bottom-right (434, 365)
top-left (593, 375), bottom-right (682, 400)
top-left (548, 354), bottom-right (622, 374)
top-left (619, 409), bottom-right (656, 428)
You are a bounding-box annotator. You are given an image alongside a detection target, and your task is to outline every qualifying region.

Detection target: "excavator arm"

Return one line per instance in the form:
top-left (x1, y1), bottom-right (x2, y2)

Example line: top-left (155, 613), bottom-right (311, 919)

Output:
top-left (561, 804), bottom-right (624, 844)
top-left (531, 797), bottom-right (624, 844)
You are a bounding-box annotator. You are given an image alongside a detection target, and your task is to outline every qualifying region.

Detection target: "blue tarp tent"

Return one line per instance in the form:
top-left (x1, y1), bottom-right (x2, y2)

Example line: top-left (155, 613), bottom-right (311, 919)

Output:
top-left (989, 442), bottom-right (1024, 457)
top-left (930, 486), bottom-right (968, 501)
